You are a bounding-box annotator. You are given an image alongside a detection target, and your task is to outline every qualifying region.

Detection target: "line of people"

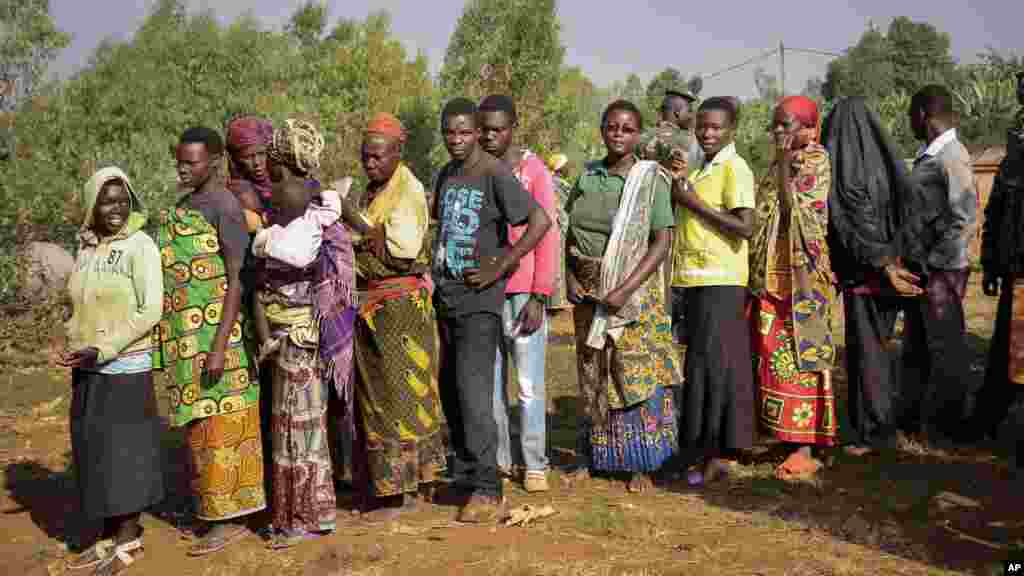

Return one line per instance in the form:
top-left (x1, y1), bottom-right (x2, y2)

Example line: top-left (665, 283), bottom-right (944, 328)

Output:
top-left (57, 77), bottom-right (1022, 574)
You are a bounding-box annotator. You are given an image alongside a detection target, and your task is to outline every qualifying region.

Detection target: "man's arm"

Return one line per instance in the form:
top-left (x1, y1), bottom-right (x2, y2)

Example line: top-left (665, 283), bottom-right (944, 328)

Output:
top-left (527, 162), bottom-right (559, 297)
top-left (939, 150), bottom-right (978, 249)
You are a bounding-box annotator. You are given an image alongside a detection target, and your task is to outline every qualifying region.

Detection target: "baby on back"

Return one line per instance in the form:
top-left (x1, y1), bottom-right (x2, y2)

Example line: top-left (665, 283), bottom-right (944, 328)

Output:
top-left (251, 178), bottom-right (351, 269)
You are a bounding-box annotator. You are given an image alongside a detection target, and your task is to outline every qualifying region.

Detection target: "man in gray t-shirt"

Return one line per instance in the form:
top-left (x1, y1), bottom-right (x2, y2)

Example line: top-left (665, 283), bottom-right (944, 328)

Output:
top-left (431, 98), bottom-right (551, 524)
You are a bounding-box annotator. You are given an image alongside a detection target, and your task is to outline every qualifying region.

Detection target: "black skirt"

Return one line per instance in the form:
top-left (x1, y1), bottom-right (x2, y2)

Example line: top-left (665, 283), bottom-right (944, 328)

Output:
top-left (680, 286), bottom-right (756, 452)
top-left (70, 370), bottom-right (166, 520)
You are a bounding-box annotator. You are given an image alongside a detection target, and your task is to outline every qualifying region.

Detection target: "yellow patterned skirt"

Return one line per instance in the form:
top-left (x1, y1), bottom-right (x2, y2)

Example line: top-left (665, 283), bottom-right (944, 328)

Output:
top-left (186, 405), bottom-right (267, 521)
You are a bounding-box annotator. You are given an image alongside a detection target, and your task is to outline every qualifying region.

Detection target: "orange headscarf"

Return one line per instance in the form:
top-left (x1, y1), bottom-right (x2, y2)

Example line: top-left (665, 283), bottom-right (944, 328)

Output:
top-left (365, 112), bottom-right (405, 142)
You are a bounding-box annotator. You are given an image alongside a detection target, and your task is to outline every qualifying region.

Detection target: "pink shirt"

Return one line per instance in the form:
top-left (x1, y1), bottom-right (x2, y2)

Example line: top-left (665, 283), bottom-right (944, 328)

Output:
top-left (506, 151), bottom-right (559, 296)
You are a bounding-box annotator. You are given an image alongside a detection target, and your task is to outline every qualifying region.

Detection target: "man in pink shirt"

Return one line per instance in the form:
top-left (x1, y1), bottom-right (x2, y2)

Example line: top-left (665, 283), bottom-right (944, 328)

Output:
top-left (479, 94), bottom-right (559, 492)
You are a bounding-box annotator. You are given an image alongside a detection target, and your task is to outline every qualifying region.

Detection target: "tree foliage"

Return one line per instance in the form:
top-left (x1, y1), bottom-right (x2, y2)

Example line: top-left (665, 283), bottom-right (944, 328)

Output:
top-left (824, 17), bottom-right (956, 102)
top-left (0, 4), bottom-right (1020, 305)
top-left (440, 0), bottom-right (566, 153)
top-left (0, 1), bottom-right (434, 302)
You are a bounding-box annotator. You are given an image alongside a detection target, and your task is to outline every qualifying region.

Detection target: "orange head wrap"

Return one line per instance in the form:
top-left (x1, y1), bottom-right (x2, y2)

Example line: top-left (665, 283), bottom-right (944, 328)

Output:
top-left (365, 112), bottom-right (405, 142)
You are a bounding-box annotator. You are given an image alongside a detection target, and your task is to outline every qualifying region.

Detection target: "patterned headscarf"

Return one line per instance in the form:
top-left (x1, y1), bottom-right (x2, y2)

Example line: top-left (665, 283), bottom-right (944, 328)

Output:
top-left (225, 115), bottom-right (274, 200)
top-left (269, 118), bottom-right (325, 175)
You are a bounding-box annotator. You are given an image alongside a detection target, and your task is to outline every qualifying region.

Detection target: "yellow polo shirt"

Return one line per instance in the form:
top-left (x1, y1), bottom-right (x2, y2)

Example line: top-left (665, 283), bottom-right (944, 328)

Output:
top-left (672, 143), bottom-right (756, 288)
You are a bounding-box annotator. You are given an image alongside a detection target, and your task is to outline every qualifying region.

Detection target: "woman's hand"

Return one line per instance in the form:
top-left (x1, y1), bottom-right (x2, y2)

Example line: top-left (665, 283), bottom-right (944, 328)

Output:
top-left (367, 224), bottom-right (387, 261)
top-left (601, 287), bottom-right (630, 313)
top-left (566, 272), bottom-right (585, 305)
top-left (58, 347), bottom-right (99, 369)
top-left (983, 272), bottom-right (1002, 297)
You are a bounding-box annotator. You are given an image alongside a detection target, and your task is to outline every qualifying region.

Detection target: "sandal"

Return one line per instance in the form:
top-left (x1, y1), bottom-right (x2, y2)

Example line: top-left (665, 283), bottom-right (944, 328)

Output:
top-left (265, 529), bottom-right (325, 550)
top-left (186, 525), bottom-right (249, 557)
top-left (67, 539), bottom-right (115, 571)
top-left (843, 445), bottom-right (874, 457)
top-left (91, 538), bottom-right (143, 576)
top-left (775, 451), bottom-right (822, 480)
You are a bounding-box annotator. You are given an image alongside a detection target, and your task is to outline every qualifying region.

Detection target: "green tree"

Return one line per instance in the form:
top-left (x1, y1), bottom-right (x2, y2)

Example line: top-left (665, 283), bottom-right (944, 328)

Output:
top-left (0, 1), bottom-right (436, 302)
top-left (824, 17), bottom-right (955, 102)
top-left (0, 0), bottom-right (70, 161)
top-left (285, 1), bottom-right (329, 48)
top-left (0, 0), bottom-right (70, 109)
top-left (439, 0), bottom-right (565, 152)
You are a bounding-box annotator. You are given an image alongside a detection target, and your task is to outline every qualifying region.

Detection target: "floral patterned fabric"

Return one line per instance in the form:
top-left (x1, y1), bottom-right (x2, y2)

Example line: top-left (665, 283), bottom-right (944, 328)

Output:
top-left (572, 264), bottom-right (681, 425)
top-left (749, 144), bottom-right (836, 445)
top-left (749, 144), bottom-right (836, 374)
top-left (750, 295), bottom-right (837, 445)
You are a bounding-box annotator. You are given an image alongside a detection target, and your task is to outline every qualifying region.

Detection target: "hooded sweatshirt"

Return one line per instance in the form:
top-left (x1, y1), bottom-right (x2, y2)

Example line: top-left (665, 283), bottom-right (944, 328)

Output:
top-left (65, 167), bottom-right (163, 372)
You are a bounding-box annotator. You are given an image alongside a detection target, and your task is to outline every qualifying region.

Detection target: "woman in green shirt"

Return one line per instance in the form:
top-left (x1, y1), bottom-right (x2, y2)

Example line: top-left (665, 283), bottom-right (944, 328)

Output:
top-left (563, 100), bottom-right (681, 493)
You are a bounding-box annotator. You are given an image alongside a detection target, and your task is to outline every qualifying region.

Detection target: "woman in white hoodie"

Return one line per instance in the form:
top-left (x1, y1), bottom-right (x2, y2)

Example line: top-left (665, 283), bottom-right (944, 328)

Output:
top-left (60, 167), bottom-right (165, 575)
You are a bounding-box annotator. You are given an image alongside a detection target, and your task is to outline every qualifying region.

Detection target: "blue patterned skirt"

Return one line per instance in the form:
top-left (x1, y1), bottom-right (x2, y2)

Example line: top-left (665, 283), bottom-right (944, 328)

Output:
top-left (590, 385), bottom-right (678, 472)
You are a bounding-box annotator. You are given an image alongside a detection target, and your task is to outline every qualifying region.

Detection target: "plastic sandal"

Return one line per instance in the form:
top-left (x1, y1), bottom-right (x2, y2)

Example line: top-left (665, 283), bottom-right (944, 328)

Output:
top-left (66, 539), bottom-right (115, 571)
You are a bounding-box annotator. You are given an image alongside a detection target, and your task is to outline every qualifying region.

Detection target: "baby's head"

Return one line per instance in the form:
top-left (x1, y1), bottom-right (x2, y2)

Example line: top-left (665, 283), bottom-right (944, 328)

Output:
top-left (272, 182), bottom-right (313, 225)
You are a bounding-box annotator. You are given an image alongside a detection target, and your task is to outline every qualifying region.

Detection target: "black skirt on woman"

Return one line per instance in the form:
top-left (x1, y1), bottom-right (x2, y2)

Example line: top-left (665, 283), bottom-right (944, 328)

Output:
top-left (70, 370), bottom-right (166, 519)
top-left (680, 286), bottom-right (756, 452)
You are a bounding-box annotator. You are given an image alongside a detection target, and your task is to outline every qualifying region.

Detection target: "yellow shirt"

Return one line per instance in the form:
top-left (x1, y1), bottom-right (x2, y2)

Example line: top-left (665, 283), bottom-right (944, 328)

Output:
top-left (672, 143), bottom-right (756, 287)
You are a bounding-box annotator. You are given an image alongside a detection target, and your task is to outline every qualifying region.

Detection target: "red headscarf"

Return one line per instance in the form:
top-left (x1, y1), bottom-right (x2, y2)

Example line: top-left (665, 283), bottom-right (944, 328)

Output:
top-left (225, 115), bottom-right (274, 201)
top-left (777, 96), bottom-right (820, 145)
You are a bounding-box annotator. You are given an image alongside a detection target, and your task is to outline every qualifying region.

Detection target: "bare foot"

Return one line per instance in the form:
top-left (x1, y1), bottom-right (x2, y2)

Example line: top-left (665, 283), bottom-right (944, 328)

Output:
top-left (560, 467), bottom-right (590, 488)
top-left (626, 473), bottom-right (654, 493)
top-left (361, 495), bottom-right (416, 524)
top-left (701, 459), bottom-right (728, 485)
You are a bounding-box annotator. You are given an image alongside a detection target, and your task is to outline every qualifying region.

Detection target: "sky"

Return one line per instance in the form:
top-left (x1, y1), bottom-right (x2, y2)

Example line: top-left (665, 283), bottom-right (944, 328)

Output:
top-left (51, 0), bottom-right (1023, 100)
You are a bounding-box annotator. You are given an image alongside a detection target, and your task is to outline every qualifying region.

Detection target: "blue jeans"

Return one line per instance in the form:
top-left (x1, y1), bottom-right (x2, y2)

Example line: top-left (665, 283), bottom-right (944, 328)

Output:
top-left (494, 293), bottom-right (549, 472)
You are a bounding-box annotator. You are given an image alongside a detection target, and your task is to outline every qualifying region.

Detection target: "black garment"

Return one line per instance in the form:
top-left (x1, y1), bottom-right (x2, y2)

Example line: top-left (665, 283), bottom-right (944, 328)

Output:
top-left (970, 275), bottom-right (1024, 439)
top-left (822, 97), bottom-right (908, 287)
top-left (972, 144), bottom-right (1024, 440)
top-left (670, 287), bottom-right (687, 346)
top-left (432, 154), bottom-right (536, 318)
top-left (71, 370), bottom-right (166, 520)
top-left (842, 293), bottom-right (901, 449)
top-left (981, 147), bottom-right (1024, 278)
top-left (437, 312), bottom-right (503, 498)
top-left (680, 286), bottom-right (755, 452)
top-left (897, 269), bottom-right (972, 437)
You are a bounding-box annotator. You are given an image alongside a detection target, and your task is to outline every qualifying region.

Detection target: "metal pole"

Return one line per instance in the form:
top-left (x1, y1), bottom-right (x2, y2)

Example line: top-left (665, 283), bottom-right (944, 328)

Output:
top-left (779, 40), bottom-right (786, 97)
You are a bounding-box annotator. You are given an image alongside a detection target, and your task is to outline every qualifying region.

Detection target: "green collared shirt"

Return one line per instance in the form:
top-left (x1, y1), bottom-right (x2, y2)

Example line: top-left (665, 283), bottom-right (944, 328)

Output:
top-left (565, 157), bottom-right (674, 258)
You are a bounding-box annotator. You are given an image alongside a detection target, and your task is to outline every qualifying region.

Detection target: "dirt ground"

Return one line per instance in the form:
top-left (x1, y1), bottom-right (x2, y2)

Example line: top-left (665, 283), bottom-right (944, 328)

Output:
top-left (1, 279), bottom-right (1022, 576)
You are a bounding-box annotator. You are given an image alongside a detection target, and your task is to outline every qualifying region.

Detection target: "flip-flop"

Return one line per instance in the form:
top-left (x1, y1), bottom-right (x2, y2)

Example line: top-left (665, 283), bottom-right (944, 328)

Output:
top-left (186, 526), bottom-right (249, 557)
top-left (686, 469), bottom-right (704, 486)
top-left (92, 539), bottom-right (143, 576)
top-left (775, 452), bottom-right (822, 480)
top-left (66, 539), bottom-right (115, 571)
